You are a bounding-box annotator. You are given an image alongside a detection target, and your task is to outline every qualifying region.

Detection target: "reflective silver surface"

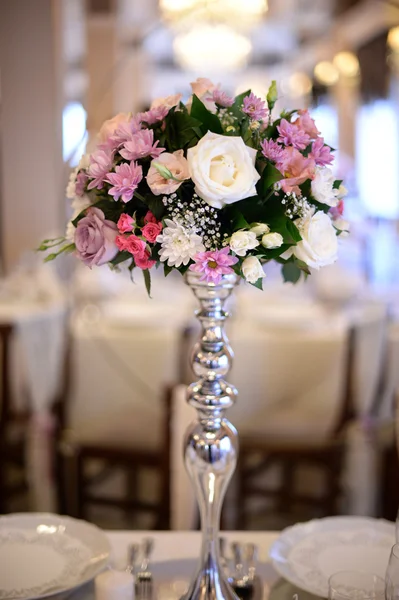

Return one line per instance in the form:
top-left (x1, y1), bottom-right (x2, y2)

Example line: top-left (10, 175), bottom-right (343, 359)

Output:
top-left (182, 271), bottom-right (240, 600)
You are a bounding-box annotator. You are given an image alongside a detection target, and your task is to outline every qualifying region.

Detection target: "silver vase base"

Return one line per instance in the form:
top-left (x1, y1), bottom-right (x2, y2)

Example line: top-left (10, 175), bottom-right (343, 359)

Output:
top-left (181, 556), bottom-right (240, 600)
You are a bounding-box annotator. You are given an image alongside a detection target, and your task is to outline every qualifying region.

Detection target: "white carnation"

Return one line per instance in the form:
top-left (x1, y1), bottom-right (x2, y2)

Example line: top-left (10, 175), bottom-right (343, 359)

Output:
top-left (229, 230), bottom-right (259, 257)
top-left (66, 167), bottom-right (79, 199)
top-left (157, 219), bottom-right (205, 268)
top-left (311, 167), bottom-right (339, 207)
top-left (242, 256), bottom-right (266, 284)
top-left (261, 232), bottom-right (283, 249)
top-left (65, 221), bottom-right (76, 243)
top-left (293, 210), bottom-right (338, 269)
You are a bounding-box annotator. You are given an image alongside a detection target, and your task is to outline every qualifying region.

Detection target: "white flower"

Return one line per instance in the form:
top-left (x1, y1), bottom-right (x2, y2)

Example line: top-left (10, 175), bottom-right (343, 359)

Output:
top-left (261, 232), bottom-right (284, 249)
top-left (250, 223), bottom-right (270, 237)
top-left (311, 167), bottom-right (339, 207)
top-left (242, 256), bottom-right (266, 284)
top-left (151, 94), bottom-right (182, 111)
top-left (187, 131), bottom-right (260, 209)
top-left (292, 210), bottom-right (338, 269)
top-left (66, 195), bottom-right (91, 243)
top-left (65, 221), bottom-right (76, 243)
top-left (78, 153), bottom-right (90, 170)
top-left (229, 230), bottom-right (259, 257)
top-left (157, 219), bottom-right (205, 267)
top-left (334, 217), bottom-right (350, 237)
top-left (66, 167), bottom-right (79, 199)
top-left (337, 184), bottom-right (348, 198)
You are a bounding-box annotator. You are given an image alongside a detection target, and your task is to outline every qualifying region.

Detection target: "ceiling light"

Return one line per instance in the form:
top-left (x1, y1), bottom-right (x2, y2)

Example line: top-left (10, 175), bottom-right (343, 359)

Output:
top-left (314, 61), bottom-right (339, 86)
top-left (174, 24), bottom-right (252, 73)
top-left (388, 26), bottom-right (399, 51)
top-left (160, 0), bottom-right (268, 29)
top-left (333, 51), bottom-right (360, 78)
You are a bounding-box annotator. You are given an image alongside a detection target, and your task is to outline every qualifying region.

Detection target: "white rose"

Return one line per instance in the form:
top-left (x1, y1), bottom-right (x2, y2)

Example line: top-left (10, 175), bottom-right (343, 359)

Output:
top-left (261, 232), bottom-right (284, 249)
top-left (242, 256), bottom-right (266, 284)
top-left (293, 210), bottom-right (338, 269)
top-left (311, 167), bottom-right (339, 207)
top-left (187, 131), bottom-right (260, 209)
top-left (229, 231), bottom-right (259, 257)
top-left (250, 223), bottom-right (270, 237)
top-left (334, 217), bottom-right (350, 238)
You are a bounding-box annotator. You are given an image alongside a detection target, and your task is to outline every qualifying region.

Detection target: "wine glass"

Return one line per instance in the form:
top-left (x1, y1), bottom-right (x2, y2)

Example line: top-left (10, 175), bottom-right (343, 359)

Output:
top-left (386, 544), bottom-right (399, 600)
top-left (328, 571), bottom-right (385, 600)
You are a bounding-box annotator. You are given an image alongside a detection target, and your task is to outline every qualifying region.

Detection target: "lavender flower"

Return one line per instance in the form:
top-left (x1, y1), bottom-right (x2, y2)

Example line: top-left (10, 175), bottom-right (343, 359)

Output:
top-left (120, 129), bottom-right (164, 161)
top-left (210, 89), bottom-right (234, 107)
top-left (277, 119), bottom-right (310, 150)
top-left (105, 161), bottom-right (143, 203)
top-left (87, 149), bottom-right (114, 190)
top-left (242, 92), bottom-right (269, 121)
top-left (260, 139), bottom-right (285, 163)
top-left (309, 137), bottom-right (334, 166)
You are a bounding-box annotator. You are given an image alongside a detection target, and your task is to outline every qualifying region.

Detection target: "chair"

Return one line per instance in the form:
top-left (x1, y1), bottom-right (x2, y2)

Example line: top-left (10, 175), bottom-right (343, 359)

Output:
top-left (229, 321), bottom-right (354, 529)
top-left (0, 324), bottom-right (30, 513)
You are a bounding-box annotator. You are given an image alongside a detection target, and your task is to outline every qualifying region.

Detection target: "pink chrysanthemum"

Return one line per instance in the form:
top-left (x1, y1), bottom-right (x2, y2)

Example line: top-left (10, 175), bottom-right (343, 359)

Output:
top-left (120, 129), bottom-right (164, 161)
top-left (309, 137), bottom-right (334, 166)
top-left (242, 92), bottom-right (269, 121)
top-left (75, 171), bottom-right (88, 196)
top-left (105, 161), bottom-right (143, 203)
top-left (87, 149), bottom-right (114, 190)
top-left (108, 116), bottom-right (142, 149)
top-left (210, 89), bottom-right (234, 107)
top-left (260, 139), bottom-right (285, 163)
top-left (189, 247), bottom-right (238, 284)
top-left (277, 119), bottom-right (310, 150)
top-left (139, 106), bottom-right (169, 125)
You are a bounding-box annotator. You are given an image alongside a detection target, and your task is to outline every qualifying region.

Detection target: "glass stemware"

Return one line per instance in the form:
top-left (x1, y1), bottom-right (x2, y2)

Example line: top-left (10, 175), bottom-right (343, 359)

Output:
top-left (386, 544), bottom-right (399, 600)
top-left (328, 571), bottom-right (385, 600)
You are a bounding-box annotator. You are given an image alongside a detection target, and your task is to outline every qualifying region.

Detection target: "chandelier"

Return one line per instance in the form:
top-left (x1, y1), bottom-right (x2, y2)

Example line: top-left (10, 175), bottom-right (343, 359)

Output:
top-left (173, 23), bottom-right (252, 72)
top-left (160, 0), bottom-right (268, 30)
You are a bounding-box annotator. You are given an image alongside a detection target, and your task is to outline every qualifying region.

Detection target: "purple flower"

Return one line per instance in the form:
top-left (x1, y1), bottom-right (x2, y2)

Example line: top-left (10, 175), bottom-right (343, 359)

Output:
top-left (242, 92), bottom-right (269, 121)
top-left (75, 171), bottom-right (88, 196)
top-left (210, 89), bottom-right (234, 107)
top-left (87, 150), bottom-right (114, 190)
top-left (109, 116), bottom-right (142, 149)
top-left (74, 207), bottom-right (118, 267)
top-left (260, 139), bottom-right (285, 163)
top-left (105, 161), bottom-right (143, 203)
top-left (309, 137), bottom-right (334, 166)
top-left (139, 106), bottom-right (169, 125)
top-left (119, 129), bottom-right (165, 161)
top-left (277, 119), bottom-right (310, 150)
top-left (189, 247), bottom-right (238, 284)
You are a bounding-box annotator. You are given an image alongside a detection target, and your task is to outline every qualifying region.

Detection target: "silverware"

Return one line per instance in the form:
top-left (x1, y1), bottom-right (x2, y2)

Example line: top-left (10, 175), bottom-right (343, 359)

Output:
top-left (136, 537), bottom-right (154, 600)
top-left (126, 543), bottom-right (140, 575)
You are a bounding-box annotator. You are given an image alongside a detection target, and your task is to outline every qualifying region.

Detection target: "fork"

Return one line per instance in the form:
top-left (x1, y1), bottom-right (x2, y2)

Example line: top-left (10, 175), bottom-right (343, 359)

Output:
top-left (135, 537), bottom-right (154, 600)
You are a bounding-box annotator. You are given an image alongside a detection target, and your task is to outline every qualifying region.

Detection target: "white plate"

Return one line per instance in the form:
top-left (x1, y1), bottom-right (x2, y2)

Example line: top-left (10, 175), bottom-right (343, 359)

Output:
top-left (0, 513), bottom-right (110, 600)
top-left (270, 516), bottom-right (395, 598)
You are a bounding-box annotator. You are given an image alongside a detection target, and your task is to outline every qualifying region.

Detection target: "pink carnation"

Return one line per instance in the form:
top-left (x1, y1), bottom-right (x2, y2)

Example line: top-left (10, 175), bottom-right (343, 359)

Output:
top-left (135, 250), bottom-right (156, 270)
top-left (189, 247), bottom-right (238, 285)
top-left (277, 119), bottom-right (310, 150)
top-left (142, 222), bottom-right (163, 243)
top-left (117, 213), bottom-right (135, 233)
top-left (309, 137), bottom-right (334, 166)
top-left (260, 139), bottom-right (284, 163)
top-left (293, 110), bottom-right (320, 139)
top-left (330, 199), bottom-right (345, 220)
top-left (276, 147), bottom-right (316, 194)
top-left (120, 130), bottom-right (164, 161)
top-left (242, 92), bottom-right (269, 121)
top-left (87, 149), bottom-right (114, 190)
top-left (105, 161), bottom-right (143, 203)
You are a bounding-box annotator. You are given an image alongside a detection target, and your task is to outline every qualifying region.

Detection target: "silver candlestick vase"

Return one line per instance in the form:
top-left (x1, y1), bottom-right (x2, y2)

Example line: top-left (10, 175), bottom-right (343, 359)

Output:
top-left (182, 270), bottom-right (240, 600)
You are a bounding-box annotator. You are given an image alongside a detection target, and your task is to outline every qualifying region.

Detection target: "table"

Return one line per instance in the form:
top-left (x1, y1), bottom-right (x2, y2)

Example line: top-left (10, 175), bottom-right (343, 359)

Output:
top-left (72, 530), bottom-right (306, 600)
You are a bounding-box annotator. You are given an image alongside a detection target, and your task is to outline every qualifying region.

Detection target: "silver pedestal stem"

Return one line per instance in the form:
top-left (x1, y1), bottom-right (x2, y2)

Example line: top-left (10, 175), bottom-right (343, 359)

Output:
top-left (182, 271), bottom-right (240, 600)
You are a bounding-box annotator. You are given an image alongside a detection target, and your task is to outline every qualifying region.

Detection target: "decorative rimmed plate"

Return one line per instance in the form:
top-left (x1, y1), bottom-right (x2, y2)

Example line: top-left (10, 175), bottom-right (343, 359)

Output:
top-left (270, 516), bottom-right (395, 598)
top-left (0, 513), bottom-right (110, 600)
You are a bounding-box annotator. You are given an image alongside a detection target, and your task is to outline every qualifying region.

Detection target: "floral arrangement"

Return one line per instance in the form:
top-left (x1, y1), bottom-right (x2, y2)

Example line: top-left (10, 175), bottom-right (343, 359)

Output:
top-left (41, 78), bottom-right (348, 293)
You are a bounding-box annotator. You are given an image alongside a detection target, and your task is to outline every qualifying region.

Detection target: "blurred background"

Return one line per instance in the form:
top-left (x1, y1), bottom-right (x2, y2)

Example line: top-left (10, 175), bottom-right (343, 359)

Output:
top-left (1, 0), bottom-right (399, 532)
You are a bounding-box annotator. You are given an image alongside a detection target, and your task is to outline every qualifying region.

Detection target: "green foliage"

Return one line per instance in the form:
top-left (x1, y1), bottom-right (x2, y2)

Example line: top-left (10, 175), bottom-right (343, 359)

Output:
top-left (110, 251), bottom-right (132, 266)
top-left (44, 243), bottom-right (75, 262)
top-left (147, 195), bottom-right (165, 221)
top-left (257, 162), bottom-right (283, 198)
top-left (251, 277), bottom-right (264, 290)
top-left (164, 263), bottom-right (173, 277)
top-left (266, 80), bottom-right (278, 110)
top-left (190, 95), bottom-right (223, 135)
top-left (164, 110), bottom-right (202, 151)
top-left (282, 261), bottom-right (302, 283)
top-left (142, 268), bottom-right (152, 298)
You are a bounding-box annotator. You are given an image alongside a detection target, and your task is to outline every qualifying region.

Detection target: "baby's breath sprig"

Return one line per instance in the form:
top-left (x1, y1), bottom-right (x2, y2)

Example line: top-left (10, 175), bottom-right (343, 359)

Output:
top-left (281, 192), bottom-right (312, 222)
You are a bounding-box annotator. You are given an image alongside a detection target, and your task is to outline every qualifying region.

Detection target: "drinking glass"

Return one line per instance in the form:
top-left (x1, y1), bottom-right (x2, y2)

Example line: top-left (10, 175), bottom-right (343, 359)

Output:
top-left (386, 544), bottom-right (399, 600)
top-left (328, 571), bottom-right (385, 600)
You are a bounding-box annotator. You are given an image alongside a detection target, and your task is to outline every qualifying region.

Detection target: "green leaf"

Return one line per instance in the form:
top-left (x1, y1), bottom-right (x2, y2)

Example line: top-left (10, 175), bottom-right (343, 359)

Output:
top-left (266, 80), bottom-right (278, 110)
top-left (286, 219), bottom-right (302, 243)
top-left (257, 162), bottom-right (283, 198)
top-left (164, 263), bottom-right (173, 277)
top-left (43, 243), bottom-right (75, 262)
top-left (142, 268), bottom-right (152, 298)
top-left (228, 206), bottom-right (250, 230)
top-left (282, 262), bottom-right (302, 283)
top-left (110, 251), bottom-right (132, 266)
top-left (333, 179), bottom-right (343, 189)
top-left (250, 277), bottom-right (264, 290)
top-left (190, 95), bottom-right (223, 135)
top-left (148, 196), bottom-right (165, 221)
